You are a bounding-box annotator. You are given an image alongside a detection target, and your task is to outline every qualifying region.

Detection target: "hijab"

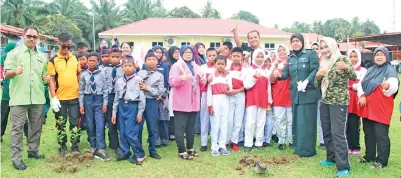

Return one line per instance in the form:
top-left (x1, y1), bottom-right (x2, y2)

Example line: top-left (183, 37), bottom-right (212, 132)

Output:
top-left (168, 46), bottom-right (179, 66)
top-left (195, 42), bottom-right (206, 65)
top-left (275, 44), bottom-right (289, 69)
top-left (361, 46), bottom-right (399, 96)
top-left (290, 33), bottom-right (305, 55)
top-left (348, 49), bottom-right (362, 70)
top-left (1, 42), bottom-right (17, 64)
top-left (152, 45), bottom-right (164, 61)
top-left (180, 45), bottom-right (195, 76)
top-left (319, 37), bottom-right (342, 99)
top-left (252, 48), bottom-right (267, 68)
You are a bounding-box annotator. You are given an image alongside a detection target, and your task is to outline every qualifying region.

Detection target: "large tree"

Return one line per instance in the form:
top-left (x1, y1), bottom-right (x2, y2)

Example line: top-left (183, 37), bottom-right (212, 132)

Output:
top-left (35, 14), bottom-right (83, 43)
top-left (0, 0), bottom-right (49, 27)
top-left (282, 21), bottom-right (312, 34)
top-left (168, 6), bottom-right (200, 18)
top-left (90, 0), bottom-right (121, 32)
top-left (200, 1), bottom-right (221, 19)
top-left (230, 10), bottom-right (259, 24)
top-left (121, 0), bottom-right (167, 23)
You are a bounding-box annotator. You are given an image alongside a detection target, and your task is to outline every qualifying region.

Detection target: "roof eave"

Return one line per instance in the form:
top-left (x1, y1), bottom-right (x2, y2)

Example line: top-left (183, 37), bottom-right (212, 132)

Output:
top-left (98, 33), bottom-right (291, 38)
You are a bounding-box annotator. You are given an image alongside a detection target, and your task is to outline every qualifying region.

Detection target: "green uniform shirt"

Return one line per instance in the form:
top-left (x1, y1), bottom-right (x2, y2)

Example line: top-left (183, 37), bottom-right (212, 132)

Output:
top-left (4, 45), bottom-right (48, 106)
top-left (280, 49), bottom-right (321, 104)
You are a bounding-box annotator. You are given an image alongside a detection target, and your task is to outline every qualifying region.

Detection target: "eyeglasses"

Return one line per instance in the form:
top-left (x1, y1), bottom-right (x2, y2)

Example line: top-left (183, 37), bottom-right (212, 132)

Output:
top-left (184, 51), bottom-right (193, 54)
top-left (155, 51), bottom-right (163, 55)
top-left (61, 45), bottom-right (72, 50)
top-left (25, 35), bottom-right (39, 40)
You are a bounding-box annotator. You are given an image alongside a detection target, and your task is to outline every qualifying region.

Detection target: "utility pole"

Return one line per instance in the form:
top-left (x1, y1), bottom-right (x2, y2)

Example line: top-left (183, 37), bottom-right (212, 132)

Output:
top-left (393, 0), bottom-right (396, 31)
top-left (92, 13), bottom-right (96, 50)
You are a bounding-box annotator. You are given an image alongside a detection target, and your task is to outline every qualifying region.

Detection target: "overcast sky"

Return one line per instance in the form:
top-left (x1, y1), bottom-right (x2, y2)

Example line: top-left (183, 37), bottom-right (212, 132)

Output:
top-left (83, 0), bottom-right (400, 32)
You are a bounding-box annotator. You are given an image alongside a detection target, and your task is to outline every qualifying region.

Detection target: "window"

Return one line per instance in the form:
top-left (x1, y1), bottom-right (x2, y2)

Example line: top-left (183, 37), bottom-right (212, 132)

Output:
top-left (181, 42), bottom-right (190, 46)
top-left (152, 42), bottom-right (163, 47)
top-left (210, 42), bottom-right (221, 49)
top-left (264, 43), bottom-right (275, 49)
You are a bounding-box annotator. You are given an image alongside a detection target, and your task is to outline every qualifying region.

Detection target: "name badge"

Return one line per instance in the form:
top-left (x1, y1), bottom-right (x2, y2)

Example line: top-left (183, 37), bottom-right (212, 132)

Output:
top-left (158, 68), bottom-right (164, 71)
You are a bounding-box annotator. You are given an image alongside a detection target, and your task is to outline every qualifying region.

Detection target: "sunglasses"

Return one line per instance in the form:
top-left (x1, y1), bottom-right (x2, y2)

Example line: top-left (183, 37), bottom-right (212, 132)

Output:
top-left (25, 35), bottom-right (39, 39)
top-left (61, 45), bottom-right (72, 50)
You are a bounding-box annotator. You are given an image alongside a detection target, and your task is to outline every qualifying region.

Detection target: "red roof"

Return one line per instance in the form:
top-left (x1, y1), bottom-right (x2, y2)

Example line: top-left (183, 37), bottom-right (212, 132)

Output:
top-left (99, 18), bottom-right (291, 37)
top-left (0, 25), bottom-right (57, 41)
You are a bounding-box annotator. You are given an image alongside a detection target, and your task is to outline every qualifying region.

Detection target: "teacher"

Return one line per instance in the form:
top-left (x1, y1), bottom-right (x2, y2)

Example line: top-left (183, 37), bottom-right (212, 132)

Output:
top-left (271, 33), bottom-right (320, 157)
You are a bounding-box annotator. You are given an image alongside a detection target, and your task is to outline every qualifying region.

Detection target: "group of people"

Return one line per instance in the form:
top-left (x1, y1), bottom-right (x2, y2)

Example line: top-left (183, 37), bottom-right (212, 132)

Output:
top-left (0, 25), bottom-right (399, 178)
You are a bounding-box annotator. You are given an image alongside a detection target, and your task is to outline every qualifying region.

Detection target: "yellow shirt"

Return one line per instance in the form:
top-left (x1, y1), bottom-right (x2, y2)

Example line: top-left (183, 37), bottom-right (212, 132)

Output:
top-left (48, 51), bottom-right (80, 100)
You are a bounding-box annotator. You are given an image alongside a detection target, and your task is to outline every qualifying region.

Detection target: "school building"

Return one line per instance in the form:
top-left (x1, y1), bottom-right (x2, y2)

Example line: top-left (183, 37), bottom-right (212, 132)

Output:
top-left (98, 18), bottom-right (292, 51)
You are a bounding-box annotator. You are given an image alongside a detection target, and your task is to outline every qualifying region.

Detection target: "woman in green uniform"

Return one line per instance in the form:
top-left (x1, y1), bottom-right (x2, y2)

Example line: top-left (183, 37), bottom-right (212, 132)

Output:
top-left (271, 33), bottom-right (321, 157)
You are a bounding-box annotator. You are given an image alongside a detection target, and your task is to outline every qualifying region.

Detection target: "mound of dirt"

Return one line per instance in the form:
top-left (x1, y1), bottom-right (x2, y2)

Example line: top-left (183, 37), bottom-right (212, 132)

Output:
top-left (47, 149), bottom-right (94, 173)
top-left (235, 155), bottom-right (300, 175)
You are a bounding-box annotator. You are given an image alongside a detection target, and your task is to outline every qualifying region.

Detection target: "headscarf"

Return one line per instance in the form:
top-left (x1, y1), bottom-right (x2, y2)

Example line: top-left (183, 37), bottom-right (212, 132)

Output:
top-left (275, 44), bottom-right (289, 69)
top-left (98, 38), bottom-right (110, 52)
top-left (1, 42), bottom-right (17, 72)
top-left (168, 46), bottom-right (179, 66)
top-left (152, 45), bottom-right (164, 61)
top-left (348, 49), bottom-right (362, 70)
top-left (319, 37), bottom-right (342, 99)
top-left (290, 33), bottom-right (305, 55)
top-left (252, 48), bottom-right (267, 68)
top-left (194, 42), bottom-right (206, 65)
top-left (180, 45), bottom-right (195, 76)
top-left (361, 46), bottom-right (399, 96)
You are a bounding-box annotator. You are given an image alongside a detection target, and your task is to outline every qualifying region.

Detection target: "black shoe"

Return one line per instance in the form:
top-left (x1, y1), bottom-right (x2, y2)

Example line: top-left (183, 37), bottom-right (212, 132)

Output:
top-left (115, 148), bottom-right (123, 155)
top-left (150, 153), bottom-right (161, 159)
top-left (128, 157), bottom-right (143, 165)
top-left (116, 154), bottom-right (129, 161)
top-left (59, 145), bottom-right (68, 156)
top-left (93, 150), bottom-right (111, 161)
top-left (319, 143), bottom-right (326, 150)
top-left (12, 160), bottom-right (27, 170)
top-left (278, 144), bottom-right (286, 150)
top-left (169, 135), bottom-right (175, 141)
top-left (263, 142), bottom-right (272, 147)
top-left (27, 152), bottom-right (45, 159)
top-left (71, 144), bottom-right (80, 153)
top-left (272, 135), bottom-right (279, 143)
top-left (200, 146), bottom-right (207, 152)
top-left (244, 147), bottom-right (252, 152)
top-left (255, 146), bottom-right (264, 150)
top-left (289, 143), bottom-right (294, 148)
top-left (238, 141), bottom-right (244, 147)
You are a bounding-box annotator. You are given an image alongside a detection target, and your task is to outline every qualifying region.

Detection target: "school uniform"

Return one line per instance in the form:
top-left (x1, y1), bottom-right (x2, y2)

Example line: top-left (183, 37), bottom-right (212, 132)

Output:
top-left (357, 47), bottom-right (399, 167)
top-left (207, 71), bottom-right (232, 152)
top-left (243, 64), bottom-right (273, 148)
top-left (271, 62), bottom-right (293, 145)
top-left (113, 74), bottom-right (146, 159)
top-left (137, 69), bottom-right (165, 155)
top-left (227, 64), bottom-right (246, 145)
top-left (79, 67), bottom-right (108, 150)
top-left (347, 66), bottom-right (367, 151)
top-left (199, 62), bottom-right (215, 147)
top-left (103, 64), bottom-right (124, 150)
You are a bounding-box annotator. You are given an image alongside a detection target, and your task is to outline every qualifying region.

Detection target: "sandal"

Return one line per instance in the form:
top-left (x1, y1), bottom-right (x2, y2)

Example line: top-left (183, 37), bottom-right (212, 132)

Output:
top-left (359, 156), bottom-right (371, 163)
top-left (371, 162), bottom-right (386, 169)
top-left (135, 158), bottom-right (145, 166)
top-left (177, 152), bottom-right (193, 160)
top-left (187, 149), bottom-right (199, 157)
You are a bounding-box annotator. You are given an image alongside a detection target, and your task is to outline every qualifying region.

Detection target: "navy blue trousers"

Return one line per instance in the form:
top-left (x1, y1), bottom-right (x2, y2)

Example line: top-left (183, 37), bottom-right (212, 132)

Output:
top-left (139, 98), bottom-right (158, 155)
top-left (105, 94), bottom-right (119, 150)
top-left (118, 101), bottom-right (145, 159)
top-left (84, 95), bottom-right (105, 149)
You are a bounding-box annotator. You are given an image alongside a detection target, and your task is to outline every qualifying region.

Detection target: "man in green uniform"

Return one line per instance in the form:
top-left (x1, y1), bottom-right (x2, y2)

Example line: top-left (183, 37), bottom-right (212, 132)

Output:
top-left (271, 33), bottom-right (321, 157)
top-left (4, 26), bottom-right (50, 170)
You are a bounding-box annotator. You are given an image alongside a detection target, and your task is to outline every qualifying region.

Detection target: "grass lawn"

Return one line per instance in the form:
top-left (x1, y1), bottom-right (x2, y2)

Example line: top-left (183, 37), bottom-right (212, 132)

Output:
top-left (1, 96), bottom-right (401, 178)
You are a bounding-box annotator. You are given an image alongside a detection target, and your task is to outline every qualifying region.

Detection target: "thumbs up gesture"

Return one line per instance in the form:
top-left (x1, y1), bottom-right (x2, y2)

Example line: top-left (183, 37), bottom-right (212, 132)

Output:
top-left (381, 77), bottom-right (390, 90)
top-left (181, 72), bottom-right (190, 82)
top-left (336, 57), bottom-right (348, 71)
top-left (15, 64), bottom-right (23, 75)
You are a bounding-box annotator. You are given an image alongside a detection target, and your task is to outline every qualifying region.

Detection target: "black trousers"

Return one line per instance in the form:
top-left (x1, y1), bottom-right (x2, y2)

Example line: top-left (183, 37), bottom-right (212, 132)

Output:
top-left (363, 119), bottom-right (390, 166)
top-left (320, 102), bottom-right (350, 171)
top-left (169, 117), bottom-right (175, 136)
top-left (346, 113), bottom-right (361, 150)
top-left (1, 101), bottom-right (27, 138)
top-left (105, 94), bottom-right (119, 150)
top-left (174, 111), bottom-right (197, 153)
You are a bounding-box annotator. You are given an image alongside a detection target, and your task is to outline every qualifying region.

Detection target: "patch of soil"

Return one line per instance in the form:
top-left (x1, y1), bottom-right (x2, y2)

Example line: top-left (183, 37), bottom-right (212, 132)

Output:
top-left (235, 155), bottom-right (300, 175)
top-left (47, 149), bottom-right (94, 173)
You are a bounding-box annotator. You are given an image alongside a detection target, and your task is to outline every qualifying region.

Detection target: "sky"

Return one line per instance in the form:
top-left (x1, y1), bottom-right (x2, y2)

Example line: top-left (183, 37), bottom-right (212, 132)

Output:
top-left (82, 0), bottom-right (400, 32)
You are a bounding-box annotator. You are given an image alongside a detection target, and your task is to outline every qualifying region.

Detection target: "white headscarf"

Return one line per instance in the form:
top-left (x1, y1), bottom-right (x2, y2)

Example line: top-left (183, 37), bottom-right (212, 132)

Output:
top-left (274, 44), bottom-right (290, 69)
top-left (348, 49), bottom-right (361, 69)
top-left (320, 37), bottom-right (342, 99)
top-left (252, 48), bottom-right (267, 68)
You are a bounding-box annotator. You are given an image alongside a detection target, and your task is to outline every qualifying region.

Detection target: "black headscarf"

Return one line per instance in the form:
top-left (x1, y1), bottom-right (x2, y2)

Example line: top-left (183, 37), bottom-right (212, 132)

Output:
top-left (168, 46), bottom-right (179, 66)
top-left (290, 33), bottom-right (305, 55)
top-left (194, 42), bottom-right (206, 65)
top-left (361, 46), bottom-right (399, 96)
